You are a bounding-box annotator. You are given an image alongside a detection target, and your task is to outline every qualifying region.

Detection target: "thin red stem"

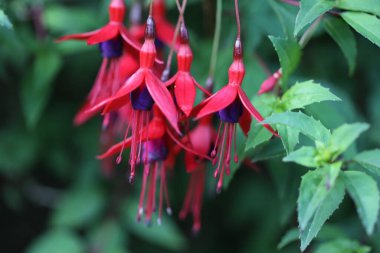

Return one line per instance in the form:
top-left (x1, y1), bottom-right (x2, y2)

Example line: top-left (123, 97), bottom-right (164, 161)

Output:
top-left (234, 0), bottom-right (241, 39)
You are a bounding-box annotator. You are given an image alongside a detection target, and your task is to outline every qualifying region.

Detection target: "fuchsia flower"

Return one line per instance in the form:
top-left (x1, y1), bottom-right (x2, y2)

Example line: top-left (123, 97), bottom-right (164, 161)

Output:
top-left (99, 16), bottom-right (182, 182)
top-left (98, 106), bottom-right (211, 224)
top-left (57, 0), bottom-right (145, 125)
top-left (193, 39), bottom-right (278, 192)
top-left (258, 68), bottom-right (282, 95)
top-left (165, 23), bottom-right (210, 117)
top-left (179, 115), bottom-right (215, 233)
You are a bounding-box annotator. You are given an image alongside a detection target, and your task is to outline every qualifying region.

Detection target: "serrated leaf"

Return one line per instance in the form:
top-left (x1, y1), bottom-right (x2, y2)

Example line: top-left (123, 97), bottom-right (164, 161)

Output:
top-left (298, 163), bottom-right (342, 231)
top-left (314, 238), bottom-right (371, 253)
top-left (329, 123), bottom-right (369, 158)
top-left (354, 150), bottom-right (380, 176)
top-left (26, 229), bottom-right (85, 253)
top-left (278, 228), bottom-right (299, 249)
top-left (300, 176), bottom-right (345, 251)
top-left (336, 0), bottom-right (380, 17)
top-left (342, 12), bottom-right (380, 48)
top-left (262, 111), bottom-right (331, 143)
top-left (51, 189), bottom-right (106, 228)
top-left (343, 171), bottom-right (380, 235)
top-left (281, 80), bottom-right (341, 111)
top-left (277, 125), bottom-right (300, 153)
top-left (283, 146), bottom-right (317, 167)
top-left (268, 36), bottom-right (301, 88)
top-left (294, 0), bottom-right (335, 36)
top-left (0, 9), bottom-right (12, 29)
top-left (324, 17), bottom-right (357, 75)
top-left (21, 50), bottom-right (62, 128)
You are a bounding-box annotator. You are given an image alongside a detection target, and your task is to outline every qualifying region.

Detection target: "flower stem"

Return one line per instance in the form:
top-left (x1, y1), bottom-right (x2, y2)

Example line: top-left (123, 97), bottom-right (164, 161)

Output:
top-left (161, 0), bottom-right (188, 81)
top-left (299, 15), bottom-right (323, 48)
top-left (234, 0), bottom-right (241, 39)
top-left (206, 0), bottom-right (222, 92)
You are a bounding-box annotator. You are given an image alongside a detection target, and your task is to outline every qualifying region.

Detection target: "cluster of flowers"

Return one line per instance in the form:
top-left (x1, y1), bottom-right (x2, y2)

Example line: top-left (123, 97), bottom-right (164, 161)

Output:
top-left (58, 0), bottom-right (278, 232)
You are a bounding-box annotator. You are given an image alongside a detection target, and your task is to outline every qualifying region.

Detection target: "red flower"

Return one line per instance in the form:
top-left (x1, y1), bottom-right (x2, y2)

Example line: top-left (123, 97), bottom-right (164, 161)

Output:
top-left (193, 38), bottom-right (278, 192)
top-left (179, 116), bottom-right (215, 233)
top-left (56, 0), bottom-right (147, 125)
top-left (165, 23), bottom-right (210, 117)
top-left (258, 68), bottom-right (282, 95)
top-left (98, 106), bottom-right (211, 224)
top-left (57, 0), bottom-right (140, 50)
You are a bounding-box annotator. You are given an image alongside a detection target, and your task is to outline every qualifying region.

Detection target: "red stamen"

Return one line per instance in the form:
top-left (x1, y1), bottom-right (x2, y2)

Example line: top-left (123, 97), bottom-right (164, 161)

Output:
top-left (137, 163), bottom-right (150, 222)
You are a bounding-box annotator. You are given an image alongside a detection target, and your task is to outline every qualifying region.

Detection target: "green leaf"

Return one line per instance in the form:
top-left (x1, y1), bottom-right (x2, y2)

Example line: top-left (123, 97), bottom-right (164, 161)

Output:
top-left (51, 189), bottom-right (106, 228)
top-left (89, 220), bottom-right (128, 253)
top-left (324, 17), bottom-right (357, 75)
top-left (278, 228), bottom-right (299, 249)
top-left (300, 176), bottom-right (345, 251)
top-left (342, 12), bottom-right (380, 48)
top-left (268, 36), bottom-right (301, 88)
top-left (298, 163), bottom-right (342, 231)
top-left (283, 146), bottom-right (317, 167)
top-left (0, 9), bottom-right (12, 29)
top-left (245, 124), bottom-right (272, 151)
top-left (262, 111), bottom-right (331, 143)
top-left (328, 123), bottom-right (369, 158)
top-left (354, 150), bottom-right (380, 175)
top-left (294, 0), bottom-right (335, 36)
top-left (314, 238), bottom-right (371, 253)
top-left (277, 125), bottom-right (300, 153)
top-left (123, 200), bottom-right (187, 251)
top-left (336, 0), bottom-right (380, 17)
top-left (26, 229), bottom-right (85, 253)
top-left (21, 49), bottom-right (62, 128)
top-left (281, 80), bottom-right (341, 111)
top-left (343, 171), bottom-right (380, 235)
top-left (268, 0), bottom-right (297, 38)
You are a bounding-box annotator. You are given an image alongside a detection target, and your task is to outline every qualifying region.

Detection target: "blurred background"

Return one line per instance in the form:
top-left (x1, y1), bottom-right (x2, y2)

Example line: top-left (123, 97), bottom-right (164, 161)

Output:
top-left (1, 0), bottom-right (380, 252)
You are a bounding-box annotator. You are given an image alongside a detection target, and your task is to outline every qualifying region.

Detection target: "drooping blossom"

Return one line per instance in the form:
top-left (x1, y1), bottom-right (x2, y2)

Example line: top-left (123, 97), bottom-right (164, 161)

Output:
top-left (179, 115), bottom-right (215, 233)
top-left (57, 0), bottom-right (144, 125)
top-left (193, 38), bottom-right (278, 192)
top-left (101, 16), bottom-right (180, 182)
top-left (258, 68), bottom-right (282, 95)
top-left (165, 23), bottom-right (210, 117)
top-left (98, 106), bottom-right (211, 224)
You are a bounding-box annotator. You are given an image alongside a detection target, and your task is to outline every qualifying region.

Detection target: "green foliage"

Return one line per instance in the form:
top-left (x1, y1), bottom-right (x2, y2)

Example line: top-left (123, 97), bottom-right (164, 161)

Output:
top-left (294, 0), bottom-right (335, 36)
top-left (354, 150), bottom-right (380, 176)
top-left (314, 238), bottom-right (371, 253)
top-left (341, 12), bottom-right (380, 48)
top-left (26, 229), bottom-right (85, 253)
top-left (343, 171), bottom-right (380, 235)
top-left (336, 0), bottom-right (380, 17)
top-left (263, 111), bottom-right (331, 143)
top-left (51, 189), bottom-right (106, 228)
top-left (323, 17), bottom-right (357, 75)
top-left (21, 49), bottom-right (62, 128)
top-left (269, 36), bottom-right (301, 88)
top-left (300, 174), bottom-right (345, 251)
top-left (0, 9), bottom-right (12, 29)
top-left (280, 80), bottom-right (340, 111)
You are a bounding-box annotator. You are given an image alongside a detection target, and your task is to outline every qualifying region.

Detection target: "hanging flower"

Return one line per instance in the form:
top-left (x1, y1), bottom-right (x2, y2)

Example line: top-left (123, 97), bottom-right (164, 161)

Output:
top-left (258, 68), bottom-right (282, 95)
top-left (57, 0), bottom-right (147, 125)
top-left (179, 115), bottom-right (215, 233)
top-left (165, 23), bottom-right (210, 117)
top-left (99, 16), bottom-right (181, 182)
top-left (192, 39), bottom-right (278, 192)
top-left (98, 106), bottom-right (211, 224)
